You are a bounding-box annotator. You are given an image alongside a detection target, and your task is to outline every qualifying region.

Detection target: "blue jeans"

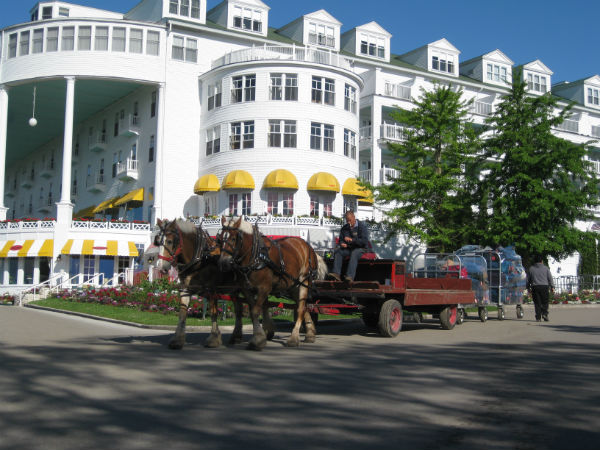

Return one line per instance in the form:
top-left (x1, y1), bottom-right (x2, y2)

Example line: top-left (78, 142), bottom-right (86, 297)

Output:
top-left (332, 247), bottom-right (365, 280)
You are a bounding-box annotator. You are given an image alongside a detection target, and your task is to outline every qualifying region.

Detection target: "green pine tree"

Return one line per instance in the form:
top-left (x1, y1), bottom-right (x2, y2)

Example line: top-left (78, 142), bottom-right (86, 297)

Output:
top-left (477, 68), bottom-right (599, 266)
top-left (373, 84), bottom-right (482, 252)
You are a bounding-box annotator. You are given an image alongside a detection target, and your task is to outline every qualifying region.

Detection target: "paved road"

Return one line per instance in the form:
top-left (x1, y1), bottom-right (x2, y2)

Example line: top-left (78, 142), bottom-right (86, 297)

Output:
top-left (1, 304), bottom-right (599, 450)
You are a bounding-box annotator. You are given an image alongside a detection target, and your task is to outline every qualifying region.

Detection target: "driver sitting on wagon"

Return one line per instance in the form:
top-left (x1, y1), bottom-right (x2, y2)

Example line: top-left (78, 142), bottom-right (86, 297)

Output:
top-left (328, 210), bottom-right (370, 283)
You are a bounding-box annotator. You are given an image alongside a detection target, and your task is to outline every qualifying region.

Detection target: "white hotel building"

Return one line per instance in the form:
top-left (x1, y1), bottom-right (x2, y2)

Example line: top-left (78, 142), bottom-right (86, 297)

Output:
top-left (1, 0), bottom-right (599, 293)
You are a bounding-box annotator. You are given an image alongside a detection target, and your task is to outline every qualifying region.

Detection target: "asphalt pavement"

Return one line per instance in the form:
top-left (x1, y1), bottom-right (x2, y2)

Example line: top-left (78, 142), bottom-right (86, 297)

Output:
top-left (1, 304), bottom-right (599, 450)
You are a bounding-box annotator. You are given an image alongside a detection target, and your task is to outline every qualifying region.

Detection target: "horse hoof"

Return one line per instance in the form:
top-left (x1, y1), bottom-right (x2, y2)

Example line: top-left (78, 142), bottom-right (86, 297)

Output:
top-left (203, 335), bottom-right (222, 348)
top-left (168, 340), bottom-right (184, 350)
top-left (285, 338), bottom-right (300, 348)
top-left (266, 330), bottom-right (275, 341)
top-left (247, 335), bottom-right (267, 351)
top-left (228, 335), bottom-right (243, 345)
top-left (304, 335), bottom-right (316, 343)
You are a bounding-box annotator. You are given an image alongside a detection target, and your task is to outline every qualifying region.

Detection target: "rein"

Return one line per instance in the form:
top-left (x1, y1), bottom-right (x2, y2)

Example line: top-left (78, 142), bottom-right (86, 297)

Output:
top-left (157, 222), bottom-right (213, 278)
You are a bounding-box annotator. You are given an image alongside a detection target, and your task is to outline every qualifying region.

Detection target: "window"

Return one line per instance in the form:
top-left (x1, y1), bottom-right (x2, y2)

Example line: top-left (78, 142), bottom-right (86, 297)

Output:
top-left (308, 22), bottom-right (335, 47)
top-left (95, 26), bottom-right (108, 50)
top-left (19, 31), bottom-right (30, 56)
top-left (46, 27), bottom-right (58, 52)
top-left (282, 193), bottom-right (294, 216)
top-left (344, 84), bottom-right (357, 113)
top-left (267, 192), bottom-right (278, 215)
top-left (186, 38), bottom-right (197, 62)
top-left (233, 6), bottom-right (262, 33)
top-left (180, 0), bottom-right (190, 16)
top-left (169, 0), bottom-right (179, 14)
top-left (130, 28), bottom-right (143, 53)
top-left (230, 122), bottom-right (253, 150)
top-left (206, 126), bottom-right (221, 155)
top-left (191, 0), bottom-right (200, 19)
top-left (31, 10), bottom-right (39, 22)
top-left (151, 91), bottom-right (157, 117)
top-left (146, 31), bottom-right (160, 55)
top-left (487, 64), bottom-right (508, 83)
top-left (112, 27), bottom-right (126, 52)
top-left (309, 196), bottom-right (319, 217)
top-left (59, 7), bottom-right (69, 17)
top-left (323, 200), bottom-right (332, 217)
top-left (243, 121), bottom-right (255, 149)
top-left (269, 119), bottom-right (296, 149)
top-left (431, 51), bottom-right (455, 74)
top-left (360, 33), bottom-right (385, 58)
top-left (270, 74), bottom-right (282, 100)
top-left (344, 129), bottom-right (356, 159)
top-left (229, 193), bottom-right (238, 216)
top-left (78, 26), bottom-right (91, 51)
top-left (42, 6), bottom-right (53, 20)
top-left (527, 73), bottom-right (548, 93)
top-left (312, 77), bottom-right (335, 105)
top-left (149, 135), bottom-right (155, 162)
top-left (172, 36), bottom-right (184, 60)
top-left (241, 192), bottom-right (252, 216)
top-left (588, 88), bottom-right (600, 106)
top-left (231, 74), bottom-right (255, 103)
top-left (8, 34), bottom-right (17, 58)
top-left (114, 113), bottom-right (119, 137)
top-left (285, 74), bottom-right (298, 101)
top-left (230, 123), bottom-right (241, 150)
top-left (208, 81), bottom-right (222, 110)
top-left (324, 124), bottom-right (335, 152)
top-left (344, 197), bottom-right (357, 213)
top-left (31, 29), bottom-right (43, 53)
top-left (310, 122), bottom-right (322, 150)
top-left (112, 153), bottom-right (118, 178)
top-left (61, 27), bottom-right (75, 51)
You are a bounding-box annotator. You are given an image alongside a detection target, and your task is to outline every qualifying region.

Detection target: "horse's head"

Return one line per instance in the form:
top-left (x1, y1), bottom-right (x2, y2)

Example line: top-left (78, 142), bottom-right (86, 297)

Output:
top-left (154, 218), bottom-right (184, 274)
top-left (218, 216), bottom-right (252, 271)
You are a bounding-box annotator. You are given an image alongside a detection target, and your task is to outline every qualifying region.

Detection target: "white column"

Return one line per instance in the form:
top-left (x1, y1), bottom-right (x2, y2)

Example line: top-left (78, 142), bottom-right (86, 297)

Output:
top-left (56, 76), bottom-right (75, 224)
top-left (152, 82), bottom-right (166, 224)
top-left (0, 85), bottom-right (9, 220)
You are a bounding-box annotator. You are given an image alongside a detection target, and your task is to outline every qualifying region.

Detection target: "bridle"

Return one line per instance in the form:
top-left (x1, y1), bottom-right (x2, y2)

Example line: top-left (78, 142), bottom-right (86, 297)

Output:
top-left (155, 222), bottom-right (184, 265)
top-left (218, 225), bottom-right (247, 265)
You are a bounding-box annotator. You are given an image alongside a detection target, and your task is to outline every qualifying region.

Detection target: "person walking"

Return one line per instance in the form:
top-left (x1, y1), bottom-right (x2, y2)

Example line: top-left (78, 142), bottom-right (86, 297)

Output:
top-left (526, 256), bottom-right (554, 322)
top-left (328, 210), bottom-right (370, 282)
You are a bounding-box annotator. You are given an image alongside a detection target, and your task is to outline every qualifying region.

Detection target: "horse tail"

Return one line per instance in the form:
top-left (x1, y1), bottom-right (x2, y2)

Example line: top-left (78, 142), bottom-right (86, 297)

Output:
top-left (315, 253), bottom-right (328, 281)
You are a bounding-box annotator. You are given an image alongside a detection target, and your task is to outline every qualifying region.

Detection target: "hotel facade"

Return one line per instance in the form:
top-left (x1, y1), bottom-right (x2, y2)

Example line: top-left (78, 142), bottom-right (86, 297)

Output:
top-left (1, 0), bottom-right (599, 294)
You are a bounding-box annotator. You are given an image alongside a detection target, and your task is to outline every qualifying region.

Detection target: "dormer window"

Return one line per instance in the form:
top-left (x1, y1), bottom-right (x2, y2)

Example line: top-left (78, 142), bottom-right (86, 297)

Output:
top-left (42, 6), bottom-right (53, 20)
top-left (360, 33), bottom-right (385, 59)
top-left (527, 73), bottom-right (548, 93)
top-left (487, 64), bottom-right (508, 83)
top-left (170, 0), bottom-right (201, 19)
top-left (432, 51), bottom-right (455, 74)
top-left (58, 7), bottom-right (69, 17)
top-left (308, 23), bottom-right (335, 47)
top-left (588, 88), bottom-right (599, 106)
top-left (233, 5), bottom-right (262, 33)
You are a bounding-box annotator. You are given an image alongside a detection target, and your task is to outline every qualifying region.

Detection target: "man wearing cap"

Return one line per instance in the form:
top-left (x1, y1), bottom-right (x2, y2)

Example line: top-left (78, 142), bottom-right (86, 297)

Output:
top-left (328, 210), bottom-right (370, 283)
top-left (526, 256), bottom-right (554, 322)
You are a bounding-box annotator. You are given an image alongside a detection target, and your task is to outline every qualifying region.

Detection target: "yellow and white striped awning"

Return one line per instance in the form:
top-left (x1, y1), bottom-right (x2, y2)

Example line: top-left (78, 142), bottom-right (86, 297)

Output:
top-left (0, 239), bottom-right (54, 258)
top-left (61, 239), bottom-right (139, 257)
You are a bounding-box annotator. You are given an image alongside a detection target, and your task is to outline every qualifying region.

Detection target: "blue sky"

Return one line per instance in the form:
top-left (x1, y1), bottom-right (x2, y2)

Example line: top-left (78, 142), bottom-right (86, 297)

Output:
top-left (2, 0), bottom-right (598, 83)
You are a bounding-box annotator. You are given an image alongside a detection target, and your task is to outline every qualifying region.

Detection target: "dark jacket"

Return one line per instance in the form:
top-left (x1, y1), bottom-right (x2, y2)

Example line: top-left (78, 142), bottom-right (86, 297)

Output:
top-left (527, 263), bottom-right (554, 289)
top-left (339, 220), bottom-right (370, 249)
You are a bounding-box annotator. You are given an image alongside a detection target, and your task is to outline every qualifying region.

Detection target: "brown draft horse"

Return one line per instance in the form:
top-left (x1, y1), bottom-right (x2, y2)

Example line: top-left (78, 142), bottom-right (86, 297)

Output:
top-left (154, 219), bottom-right (275, 349)
top-left (154, 219), bottom-right (232, 349)
top-left (218, 216), bottom-right (328, 349)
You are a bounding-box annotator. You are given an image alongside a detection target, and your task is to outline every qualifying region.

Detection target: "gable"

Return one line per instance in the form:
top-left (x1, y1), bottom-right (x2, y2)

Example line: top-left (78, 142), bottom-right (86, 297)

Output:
top-left (523, 59), bottom-right (553, 75)
top-left (585, 75), bottom-right (600, 87)
top-left (228, 0), bottom-right (270, 10)
top-left (428, 38), bottom-right (460, 54)
top-left (482, 49), bottom-right (514, 65)
top-left (304, 9), bottom-right (341, 26)
top-left (356, 21), bottom-right (392, 38)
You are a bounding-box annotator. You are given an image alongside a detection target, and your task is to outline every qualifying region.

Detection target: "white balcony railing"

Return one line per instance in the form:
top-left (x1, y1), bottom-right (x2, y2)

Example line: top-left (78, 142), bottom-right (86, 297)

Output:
top-left (587, 160), bottom-right (600, 175)
top-left (212, 44), bottom-right (354, 72)
top-left (71, 220), bottom-right (151, 231)
top-left (89, 132), bottom-right (107, 152)
top-left (470, 101), bottom-right (493, 116)
top-left (119, 114), bottom-right (140, 136)
top-left (359, 126), bottom-right (372, 142)
top-left (358, 168), bottom-right (398, 185)
top-left (555, 119), bottom-right (579, 133)
top-left (0, 220), bottom-right (56, 231)
top-left (380, 123), bottom-right (409, 142)
top-left (116, 159), bottom-right (138, 181)
top-left (358, 169), bottom-right (372, 183)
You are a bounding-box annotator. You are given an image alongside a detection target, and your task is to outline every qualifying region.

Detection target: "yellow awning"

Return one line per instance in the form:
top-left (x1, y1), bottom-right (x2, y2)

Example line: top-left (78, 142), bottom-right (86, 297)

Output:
top-left (0, 239), bottom-right (54, 258)
top-left (307, 172), bottom-right (340, 193)
top-left (61, 239), bottom-right (139, 257)
top-left (263, 169), bottom-right (298, 189)
top-left (194, 174), bottom-right (220, 194)
top-left (73, 205), bottom-right (96, 218)
top-left (358, 196), bottom-right (374, 204)
top-left (222, 170), bottom-right (255, 190)
top-left (114, 188), bottom-right (144, 206)
top-left (93, 196), bottom-right (120, 214)
top-left (342, 178), bottom-right (371, 198)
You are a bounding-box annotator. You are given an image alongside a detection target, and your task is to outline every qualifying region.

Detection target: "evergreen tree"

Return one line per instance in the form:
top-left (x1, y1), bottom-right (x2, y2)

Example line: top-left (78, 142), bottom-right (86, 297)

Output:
top-left (477, 69), bottom-right (599, 266)
top-left (374, 84), bottom-right (482, 252)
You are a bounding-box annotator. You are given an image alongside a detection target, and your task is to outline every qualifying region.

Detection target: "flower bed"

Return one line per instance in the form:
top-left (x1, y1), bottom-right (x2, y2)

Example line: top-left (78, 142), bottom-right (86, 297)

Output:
top-left (0, 293), bottom-right (16, 305)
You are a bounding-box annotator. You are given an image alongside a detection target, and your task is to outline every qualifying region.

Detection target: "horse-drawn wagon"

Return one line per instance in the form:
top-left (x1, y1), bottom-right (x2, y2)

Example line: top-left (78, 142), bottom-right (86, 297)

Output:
top-left (309, 258), bottom-right (476, 337)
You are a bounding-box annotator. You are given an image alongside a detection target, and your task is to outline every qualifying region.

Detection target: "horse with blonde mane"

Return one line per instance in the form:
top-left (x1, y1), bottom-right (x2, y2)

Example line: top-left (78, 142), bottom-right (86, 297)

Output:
top-left (217, 216), bottom-right (328, 350)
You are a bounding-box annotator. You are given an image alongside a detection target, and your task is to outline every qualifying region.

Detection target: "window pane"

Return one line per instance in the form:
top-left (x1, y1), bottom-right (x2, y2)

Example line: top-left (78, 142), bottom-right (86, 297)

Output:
top-left (62, 27), bottom-right (75, 51)
top-left (285, 74), bottom-right (298, 101)
top-left (19, 31), bottom-right (30, 56)
top-left (112, 27), bottom-right (126, 52)
top-left (46, 27), bottom-right (58, 51)
top-left (8, 34), bottom-right (17, 58)
top-left (130, 28), bottom-right (143, 53)
top-left (32, 29), bottom-right (44, 53)
top-left (78, 26), bottom-right (91, 50)
top-left (146, 31), bottom-right (160, 55)
top-left (185, 38), bottom-right (197, 62)
top-left (172, 35), bottom-right (184, 60)
top-left (95, 26), bottom-right (109, 51)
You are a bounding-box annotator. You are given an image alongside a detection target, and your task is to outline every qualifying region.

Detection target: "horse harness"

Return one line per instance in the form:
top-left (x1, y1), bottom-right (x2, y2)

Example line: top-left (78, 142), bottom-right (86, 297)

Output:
top-left (220, 223), bottom-right (317, 290)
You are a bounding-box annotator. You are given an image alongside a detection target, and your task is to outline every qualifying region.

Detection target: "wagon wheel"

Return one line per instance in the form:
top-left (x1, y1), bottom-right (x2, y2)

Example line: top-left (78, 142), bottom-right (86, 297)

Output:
top-left (456, 308), bottom-right (465, 325)
top-left (478, 307), bottom-right (488, 322)
top-left (497, 307), bottom-right (505, 321)
top-left (439, 305), bottom-right (458, 330)
top-left (378, 299), bottom-right (403, 337)
top-left (516, 305), bottom-right (524, 319)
